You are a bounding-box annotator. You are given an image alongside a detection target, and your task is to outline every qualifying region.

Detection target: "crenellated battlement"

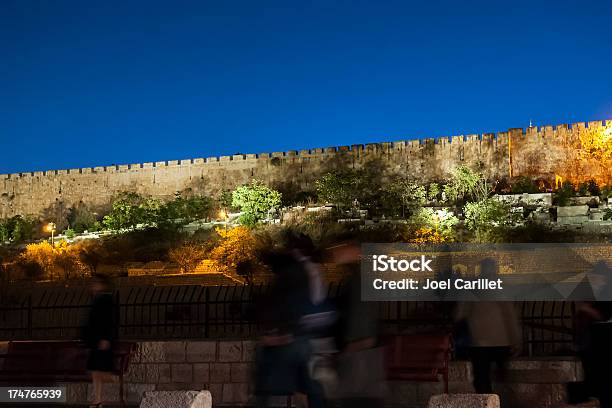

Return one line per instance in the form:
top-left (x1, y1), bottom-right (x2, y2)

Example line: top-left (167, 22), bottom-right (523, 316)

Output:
top-left (1, 119), bottom-right (610, 218)
top-left (1, 119), bottom-right (608, 181)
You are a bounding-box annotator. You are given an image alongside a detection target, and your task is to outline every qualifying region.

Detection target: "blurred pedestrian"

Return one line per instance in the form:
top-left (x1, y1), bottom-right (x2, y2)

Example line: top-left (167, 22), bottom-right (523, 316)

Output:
top-left (571, 262), bottom-right (612, 407)
top-left (455, 259), bottom-right (520, 394)
top-left (330, 242), bottom-right (386, 408)
top-left (253, 249), bottom-right (326, 408)
top-left (82, 274), bottom-right (116, 408)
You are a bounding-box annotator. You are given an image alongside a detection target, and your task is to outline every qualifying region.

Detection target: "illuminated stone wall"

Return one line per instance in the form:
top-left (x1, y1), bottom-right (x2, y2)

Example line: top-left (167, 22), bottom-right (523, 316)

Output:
top-left (1, 120), bottom-right (610, 218)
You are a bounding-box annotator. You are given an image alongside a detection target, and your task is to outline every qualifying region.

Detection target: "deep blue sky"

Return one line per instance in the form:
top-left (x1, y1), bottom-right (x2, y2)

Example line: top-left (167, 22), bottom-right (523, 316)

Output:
top-left (2, 0), bottom-right (612, 174)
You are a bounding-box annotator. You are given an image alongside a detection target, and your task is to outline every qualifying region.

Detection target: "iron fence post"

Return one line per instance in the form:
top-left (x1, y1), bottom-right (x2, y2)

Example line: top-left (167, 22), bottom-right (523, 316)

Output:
top-left (204, 287), bottom-right (210, 338)
top-left (27, 295), bottom-right (32, 339)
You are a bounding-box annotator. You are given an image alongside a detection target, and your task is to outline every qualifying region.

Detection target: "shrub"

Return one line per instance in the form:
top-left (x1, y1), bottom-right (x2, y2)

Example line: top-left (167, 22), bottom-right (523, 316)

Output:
top-left (511, 176), bottom-right (539, 194)
top-left (444, 165), bottom-right (489, 203)
top-left (232, 180), bottom-right (282, 227)
top-left (409, 208), bottom-right (458, 241)
top-left (168, 243), bottom-right (206, 273)
top-left (464, 199), bottom-right (518, 243)
top-left (210, 226), bottom-right (259, 274)
top-left (555, 181), bottom-right (576, 206)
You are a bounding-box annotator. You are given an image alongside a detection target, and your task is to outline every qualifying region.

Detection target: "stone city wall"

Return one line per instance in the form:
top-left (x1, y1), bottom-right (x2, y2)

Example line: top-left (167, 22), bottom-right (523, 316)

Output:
top-left (1, 120), bottom-right (610, 218)
top-left (43, 339), bottom-right (583, 407)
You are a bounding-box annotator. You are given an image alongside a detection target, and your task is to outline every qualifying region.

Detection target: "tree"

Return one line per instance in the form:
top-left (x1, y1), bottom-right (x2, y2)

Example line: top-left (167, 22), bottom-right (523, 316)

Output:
top-left (20, 241), bottom-right (55, 279)
top-left (68, 203), bottom-right (98, 233)
top-left (555, 181), bottom-right (575, 206)
top-left (168, 243), bottom-right (205, 273)
top-left (102, 192), bottom-right (163, 230)
top-left (0, 220), bottom-right (10, 243)
top-left (77, 240), bottom-right (106, 274)
top-left (382, 179), bottom-right (426, 217)
top-left (464, 199), bottom-right (517, 242)
top-left (444, 165), bottom-right (489, 203)
top-left (10, 215), bottom-right (39, 243)
top-left (210, 226), bottom-right (258, 274)
top-left (54, 240), bottom-right (87, 280)
top-left (231, 180), bottom-right (282, 227)
top-left (511, 176), bottom-right (539, 194)
top-left (164, 195), bottom-right (213, 224)
top-left (315, 170), bottom-right (359, 211)
top-left (427, 183), bottom-right (441, 202)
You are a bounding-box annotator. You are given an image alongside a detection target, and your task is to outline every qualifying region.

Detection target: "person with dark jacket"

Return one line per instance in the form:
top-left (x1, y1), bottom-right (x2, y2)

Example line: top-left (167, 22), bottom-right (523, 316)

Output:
top-left (253, 250), bottom-right (326, 408)
top-left (82, 274), bottom-right (116, 408)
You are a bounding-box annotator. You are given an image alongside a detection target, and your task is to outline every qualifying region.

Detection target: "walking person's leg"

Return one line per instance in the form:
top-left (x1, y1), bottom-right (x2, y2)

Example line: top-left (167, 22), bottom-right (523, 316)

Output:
top-left (91, 371), bottom-right (103, 407)
top-left (470, 347), bottom-right (493, 394)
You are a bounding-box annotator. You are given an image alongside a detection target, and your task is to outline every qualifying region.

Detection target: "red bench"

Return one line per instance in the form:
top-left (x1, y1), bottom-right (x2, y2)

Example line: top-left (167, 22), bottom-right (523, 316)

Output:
top-left (0, 340), bottom-right (137, 407)
top-left (384, 333), bottom-right (452, 393)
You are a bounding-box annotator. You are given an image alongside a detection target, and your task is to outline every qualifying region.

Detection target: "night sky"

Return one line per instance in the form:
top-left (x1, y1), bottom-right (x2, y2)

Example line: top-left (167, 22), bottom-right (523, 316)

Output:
top-left (2, 0), bottom-right (612, 174)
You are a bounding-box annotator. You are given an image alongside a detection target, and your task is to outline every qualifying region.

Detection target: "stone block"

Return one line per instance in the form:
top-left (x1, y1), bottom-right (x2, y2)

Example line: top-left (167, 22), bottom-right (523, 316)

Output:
top-left (139, 342), bottom-right (164, 363)
top-left (222, 383), bottom-right (249, 404)
top-left (164, 341), bottom-right (186, 362)
top-left (572, 196), bottom-right (599, 206)
top-left (193, 363), bottom-right (210, 383)
top-left (186, 341), bottom-right (216, 362)
top-left (218, 341), bottom-right (242, 362)
top-left (449, 361), bottom-right (471, 382)
top-left (65, 383), bottom-right (88, 404)
top-left (210, 363), bottom-right (231, 383)
top-left (230, 362), bottom-right (250, 383)
top-left (208, 383), bottom-right (223, 403)
top-left (127, 363), bottom-right (147, 383)
top-left (145, 364), bottom-right (160, 384)
top-left (242, 340), bottom-right (256, 362)
top-left (417, 382), bottom-right (446, 403)
top-left (88, 382), bottom-right (156, 404)
top-left (139, 390), bottom-right (212, 408)
top-left (557, 205), bottom-right (589, 217)
top-left (159, 363), bottom-right (172, 383)
top-left (172, 363), bottom-right (193, 383)
top-left (557, 215), bottom-right (590, 225)
top-left (428, 393), bottom-right (500, 408)
top-left (388, 382), bottom-right (418, 405)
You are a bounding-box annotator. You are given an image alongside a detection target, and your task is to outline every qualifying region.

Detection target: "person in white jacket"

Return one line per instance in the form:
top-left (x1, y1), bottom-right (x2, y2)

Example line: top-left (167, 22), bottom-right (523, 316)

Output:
top-left (454, 259), bottom-right (521, 394)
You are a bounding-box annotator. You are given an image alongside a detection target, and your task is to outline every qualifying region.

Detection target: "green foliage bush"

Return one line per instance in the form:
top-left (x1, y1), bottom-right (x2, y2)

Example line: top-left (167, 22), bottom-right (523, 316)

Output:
top-left (555, 181), bottom-right (576, 206)
top-left (444, 165), bottom-right (489, 203)
top-left (232, 180), bottom-right (282, 227)
top-left (0, 215), bottom-right (39, 244)
top-left (381, 179), bottom-right (426, 217)
top-left (464, 198), bottom-right (517, 242)
top-left (409, 208), bottom-right (458, 240)
top-left (511, 176), bottom-right (539, 194)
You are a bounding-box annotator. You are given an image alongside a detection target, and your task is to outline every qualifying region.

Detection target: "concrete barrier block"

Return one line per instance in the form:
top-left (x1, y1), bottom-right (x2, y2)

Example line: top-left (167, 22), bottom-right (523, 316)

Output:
top-left (557, 215), bottom-right (589, 224)
top-left (140, 390), bottom-right (212, 408)
top-left (428, 393), bottom-right (500, 408)
top-left (557, 205), bottom-right (589, 217)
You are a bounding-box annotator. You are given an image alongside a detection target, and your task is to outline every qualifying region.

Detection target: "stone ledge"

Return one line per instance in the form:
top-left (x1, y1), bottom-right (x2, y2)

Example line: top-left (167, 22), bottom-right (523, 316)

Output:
top-left (140, 390), bottom-right (212, 408)
top-left (428, 393), bottom-right (500, 408)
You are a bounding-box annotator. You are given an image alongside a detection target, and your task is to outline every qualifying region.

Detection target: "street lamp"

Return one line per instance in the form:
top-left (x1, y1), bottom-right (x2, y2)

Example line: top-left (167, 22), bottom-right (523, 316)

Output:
top-left (45, 222), bottom-right (56, 245)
